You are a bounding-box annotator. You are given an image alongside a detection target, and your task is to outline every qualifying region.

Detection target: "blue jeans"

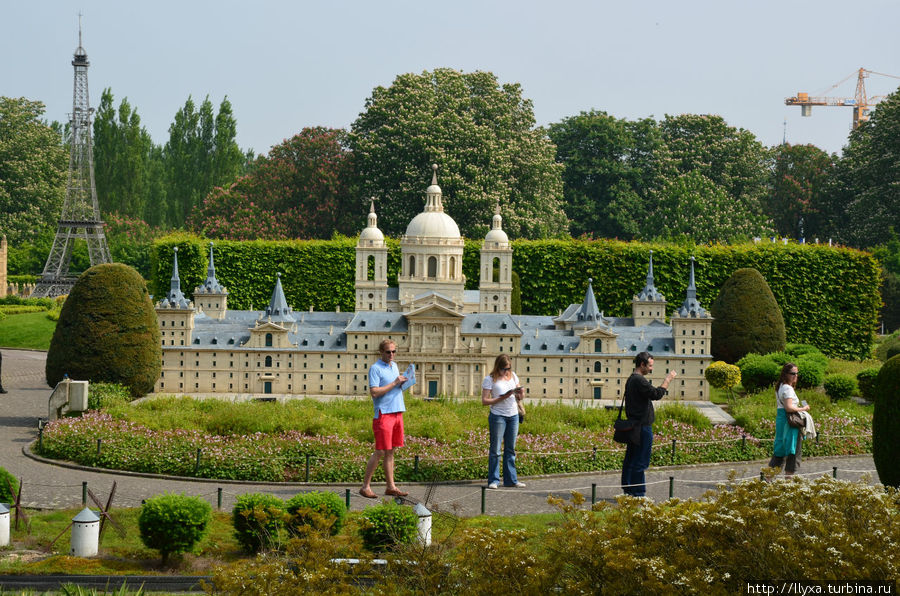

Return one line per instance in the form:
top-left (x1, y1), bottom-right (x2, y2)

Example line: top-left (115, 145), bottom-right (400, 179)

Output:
top-left (488, 412), bottom-right (519, 486)
top-left (621, 425), bottom-right (653, 497)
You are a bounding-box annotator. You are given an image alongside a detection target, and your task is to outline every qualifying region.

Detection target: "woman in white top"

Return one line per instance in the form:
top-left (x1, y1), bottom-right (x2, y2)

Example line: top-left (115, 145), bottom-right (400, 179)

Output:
top-left (482, 354), bottom-right (525, 489)
top-left (768, 362), bottom-right (810, 475)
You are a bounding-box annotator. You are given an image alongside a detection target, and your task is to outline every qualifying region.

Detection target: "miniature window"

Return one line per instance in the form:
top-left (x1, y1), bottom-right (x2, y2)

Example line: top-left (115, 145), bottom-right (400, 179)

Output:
top-left (265, 333), bottom-right (273, 347)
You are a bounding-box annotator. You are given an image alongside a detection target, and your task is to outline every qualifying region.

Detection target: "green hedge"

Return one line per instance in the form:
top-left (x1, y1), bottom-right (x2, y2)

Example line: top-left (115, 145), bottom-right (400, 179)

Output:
top-left (152, 236), bottom-right (880, 359)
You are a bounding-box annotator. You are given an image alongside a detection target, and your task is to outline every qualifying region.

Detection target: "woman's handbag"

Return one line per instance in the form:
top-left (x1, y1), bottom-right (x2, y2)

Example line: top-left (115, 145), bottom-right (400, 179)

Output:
top-left (613, 396), bottom-right (641, 445)
top-left (787, 411), bottom-right (804, 429)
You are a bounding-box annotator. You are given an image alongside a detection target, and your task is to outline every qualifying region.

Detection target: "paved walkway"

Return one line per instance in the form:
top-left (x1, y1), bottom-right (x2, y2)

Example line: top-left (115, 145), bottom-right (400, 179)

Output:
top-left (0, 349), bottom-right (879, 518)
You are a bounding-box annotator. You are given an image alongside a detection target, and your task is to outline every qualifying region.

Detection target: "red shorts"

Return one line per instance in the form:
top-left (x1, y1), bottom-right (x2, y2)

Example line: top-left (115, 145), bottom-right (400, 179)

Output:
top-left (372, 411), bottom-right (404, 450)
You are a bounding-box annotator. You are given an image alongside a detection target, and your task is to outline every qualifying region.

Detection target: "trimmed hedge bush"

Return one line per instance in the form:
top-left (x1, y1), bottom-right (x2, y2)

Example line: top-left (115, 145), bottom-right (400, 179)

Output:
top-left (0, 466), bottom-right (19, 504)
top-left (856, 367), bottom-right (880, 402)
top-left (232, 493), bottom-right (286, 553)
top-left (823, 374), bottom-right (858, 401)
top-left (359, 501), bottom-right (419, 552)
top-left (46, 263), bottom-right (161, 397)
top-left (710, 268), bottom-right (786, 363)
top-left (152, 236), bottom-right (879, 359)
top-left (873, 355), bottom-right (900, 488)
top-left (736, 354), bottom-right (780, 393)
top-left (138, 493), bottom-right (211, 563)
top-left (794, 354), bottom-right (827, 389)
top-left (286, 491), bottom-right (347, 536)
top-left (704, 361), bottom-right (741, 399)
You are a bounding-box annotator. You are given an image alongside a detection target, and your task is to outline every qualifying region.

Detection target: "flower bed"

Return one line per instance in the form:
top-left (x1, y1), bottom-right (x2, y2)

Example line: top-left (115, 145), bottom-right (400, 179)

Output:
top-left (37, 412), bottom-right (872, 482)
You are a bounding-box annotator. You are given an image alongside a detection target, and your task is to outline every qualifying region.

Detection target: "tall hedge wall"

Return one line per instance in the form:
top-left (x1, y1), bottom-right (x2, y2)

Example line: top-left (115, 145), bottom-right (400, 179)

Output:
top-left (152, 235), bottom-right (879, 359)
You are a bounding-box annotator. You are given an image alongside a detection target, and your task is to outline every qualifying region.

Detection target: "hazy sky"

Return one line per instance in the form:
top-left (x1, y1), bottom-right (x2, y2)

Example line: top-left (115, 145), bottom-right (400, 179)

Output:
top-left (6, 1), bottom-right (900, 158)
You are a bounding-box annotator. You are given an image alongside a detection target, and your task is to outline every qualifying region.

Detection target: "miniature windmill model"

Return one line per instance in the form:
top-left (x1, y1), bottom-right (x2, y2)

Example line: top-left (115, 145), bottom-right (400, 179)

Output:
top-left (32, 17), bottom-right (111, 298)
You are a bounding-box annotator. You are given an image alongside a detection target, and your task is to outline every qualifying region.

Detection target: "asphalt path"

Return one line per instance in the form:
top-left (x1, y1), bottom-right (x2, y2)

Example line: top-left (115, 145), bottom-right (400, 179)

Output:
top-left (0, 349), bottom-right (880, 518)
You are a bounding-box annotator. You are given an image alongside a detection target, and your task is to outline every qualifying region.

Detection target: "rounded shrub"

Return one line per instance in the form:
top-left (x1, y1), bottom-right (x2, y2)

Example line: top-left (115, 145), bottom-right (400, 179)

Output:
top-left (704, 361), bottom-right (741, 391)
top-left (873, 355), bottom-right (900, 488)
top-left (232, 493), bottom-right (286, 553)
top-left (710, 268), bottom-right (786, 363)
top-left (794, 355), bottom-right (826, 389)
top-left (856, 367), bottom-right (880, 402)
top-left (45, 263), bottom-right (161, 397)
top-left (359, 501), bottom-right (418, 552)
top-left (736, 354), bottom-right (780, 393)
top-left (286, 491), bottom-right (347, 536)
top-left (887, 343), bottom-right (900, 361)
top-left (0, 466), bottom-right (19, 504)
top-left (138, 493), bottom-right (211, 563)
top-left (823, 374), bottom-right (858, 401)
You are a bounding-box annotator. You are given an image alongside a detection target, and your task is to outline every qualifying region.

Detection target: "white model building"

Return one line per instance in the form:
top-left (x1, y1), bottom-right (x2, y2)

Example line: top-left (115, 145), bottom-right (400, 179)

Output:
top-left (155, 167), bottom-right (712, 400)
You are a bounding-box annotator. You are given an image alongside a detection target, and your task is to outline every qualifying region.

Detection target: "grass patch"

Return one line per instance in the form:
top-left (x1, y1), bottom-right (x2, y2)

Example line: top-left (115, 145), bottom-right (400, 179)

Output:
top-left (0, 311), bottom-right (57, 350)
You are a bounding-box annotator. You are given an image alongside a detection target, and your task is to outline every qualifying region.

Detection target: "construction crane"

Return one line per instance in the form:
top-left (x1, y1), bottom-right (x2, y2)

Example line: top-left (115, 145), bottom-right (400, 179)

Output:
top-left (785, 68), bottom-right (900, 129)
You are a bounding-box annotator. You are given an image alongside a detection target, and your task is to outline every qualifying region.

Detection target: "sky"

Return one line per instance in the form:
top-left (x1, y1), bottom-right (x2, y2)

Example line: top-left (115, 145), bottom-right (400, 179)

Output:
top-left (5, 1), bottom-right (900, 158)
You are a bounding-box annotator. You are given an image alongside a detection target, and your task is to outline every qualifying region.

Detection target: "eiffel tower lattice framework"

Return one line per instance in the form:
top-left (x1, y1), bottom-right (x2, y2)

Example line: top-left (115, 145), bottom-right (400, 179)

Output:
top-left (32, 24), bottom-right (111, 298)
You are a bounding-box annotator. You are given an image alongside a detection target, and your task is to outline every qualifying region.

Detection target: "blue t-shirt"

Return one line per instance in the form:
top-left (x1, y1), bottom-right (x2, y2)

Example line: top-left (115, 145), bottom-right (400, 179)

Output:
top-left (368, 359), bottom-right (406, 419)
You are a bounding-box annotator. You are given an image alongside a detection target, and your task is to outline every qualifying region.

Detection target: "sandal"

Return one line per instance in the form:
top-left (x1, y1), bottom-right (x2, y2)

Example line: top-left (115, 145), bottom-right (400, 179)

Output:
top-left (384, 488), bottom-right (409, 497)
top-left (359, 487), bottom-right (377, 499)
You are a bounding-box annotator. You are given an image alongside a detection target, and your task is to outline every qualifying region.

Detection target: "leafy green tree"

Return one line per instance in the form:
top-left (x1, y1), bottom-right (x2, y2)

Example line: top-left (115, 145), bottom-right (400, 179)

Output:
top-left (548, 111), bottom-right (670, 239)
top-left (0, 97), bottom-right (67, 244)
top-left (350, 68), bottom-right (568, 239)
top-left (656, 114), bottom-right (772, 240)
top-left (92, 88), bottom-right (155, 220)
top-left (767, 143), bottom-right (837, 238)
top-left (163, 96), bottom-right (245, 227)
top-left (830, 88), bottom-right (900, 247)
top-left (46, 263), bottom-right (161, 396)
top-left (190, 127), bottom-right (356, 240)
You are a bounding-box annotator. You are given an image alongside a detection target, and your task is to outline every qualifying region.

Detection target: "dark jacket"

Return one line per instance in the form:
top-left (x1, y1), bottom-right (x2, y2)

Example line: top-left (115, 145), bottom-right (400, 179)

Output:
top-left (624, 372), bottom-right (667, 425)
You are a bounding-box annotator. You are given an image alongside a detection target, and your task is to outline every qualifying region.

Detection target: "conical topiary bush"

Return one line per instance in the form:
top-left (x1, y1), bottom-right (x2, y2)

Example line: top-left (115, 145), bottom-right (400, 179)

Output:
top-left (873, 354), bottom-right (900, 487)
top-left (46, 263), bottom-right (161, 397)
top-left (710, 268), bottom-right (786, 363)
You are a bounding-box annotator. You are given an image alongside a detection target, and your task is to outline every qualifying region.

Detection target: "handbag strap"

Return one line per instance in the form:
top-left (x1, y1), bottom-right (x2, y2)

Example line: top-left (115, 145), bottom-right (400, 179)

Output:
top-left (616, 392), bottom-right (627, 421)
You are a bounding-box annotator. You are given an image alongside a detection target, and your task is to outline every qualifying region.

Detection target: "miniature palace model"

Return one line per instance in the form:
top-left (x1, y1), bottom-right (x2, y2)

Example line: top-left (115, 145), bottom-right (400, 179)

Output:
top-left (155, 167), bottom-right (713, 401)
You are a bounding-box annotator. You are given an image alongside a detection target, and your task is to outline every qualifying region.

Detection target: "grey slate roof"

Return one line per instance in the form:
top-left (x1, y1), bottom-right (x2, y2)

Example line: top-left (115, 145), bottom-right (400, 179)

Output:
top-left (195, 242), bottom-right (227, 295)
top-left (636, 250), bottom-right (665, 302)
top-left (264, 274), bottom-right (296, 323)
top-left (676, 257), bottom-right (710, 318)
top-left (158, 247), bottom-right (192, 309)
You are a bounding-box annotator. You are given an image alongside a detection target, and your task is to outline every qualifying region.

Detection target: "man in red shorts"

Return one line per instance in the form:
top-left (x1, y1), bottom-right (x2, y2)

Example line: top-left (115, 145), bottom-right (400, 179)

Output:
top-left (359, 339), bottom-right (409, 498)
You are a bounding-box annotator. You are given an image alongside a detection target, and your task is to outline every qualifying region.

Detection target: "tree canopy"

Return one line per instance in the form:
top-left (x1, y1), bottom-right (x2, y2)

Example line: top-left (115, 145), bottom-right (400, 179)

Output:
top-left (0, 97), bottom-right (67, 244)
top-left (767, 143), bottom-right (836, 239)
top-left (349, 68), bottom-right (568, 239)
top-left (189, 127), bottom-right (357, 240)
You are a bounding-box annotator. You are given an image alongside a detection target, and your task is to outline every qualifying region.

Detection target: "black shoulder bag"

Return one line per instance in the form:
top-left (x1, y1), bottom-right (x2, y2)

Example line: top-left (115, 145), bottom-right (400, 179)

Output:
top-left (613, 394), bottom-right (641, 445)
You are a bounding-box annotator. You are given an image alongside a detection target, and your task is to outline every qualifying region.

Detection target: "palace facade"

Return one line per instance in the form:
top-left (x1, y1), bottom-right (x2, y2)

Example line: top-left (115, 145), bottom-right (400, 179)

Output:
top-left (155, 168), bottom-right (713, 401)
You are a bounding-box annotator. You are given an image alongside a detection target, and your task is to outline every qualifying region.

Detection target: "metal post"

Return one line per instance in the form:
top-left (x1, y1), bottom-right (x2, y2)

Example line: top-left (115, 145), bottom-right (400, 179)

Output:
top-left (96, 438), bottom-right (101, 459)
top-left (670, 439), bottom-right (676, 465)
top-left (305, 454), bottom-right (311, 482)
top-left (82, 481), bottom-right (87, 506)
top-left (38, 426), bottom-right (43, 452)
top-left (669, 476), bottom-right (674, 499)
top-left (591, 483), bottom-right (596, 505)
top-left (760, 471), bottom-right (765, 482)
top-left (592, 447), bottom-right (597, 462)
top-left (414, 455), bottom-right (420, 475)
top-left (481, 486), bottom-right (486, 515)
top-left (195, 448), bottom-right (202, 475)
top-left (345, 489), bottom-right (351, 510)
top-left (741, 434), bottom-right (746, 454)
top-left (833, 466), bottom-right (838, 479)
top-left (217, 488), bottom-right (223, 510)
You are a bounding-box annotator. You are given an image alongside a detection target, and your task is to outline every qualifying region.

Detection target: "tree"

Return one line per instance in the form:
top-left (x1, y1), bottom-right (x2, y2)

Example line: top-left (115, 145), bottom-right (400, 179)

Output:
top-left (829, 88), bottom-right (900, 247)
top-left (645, 170), bottom-right (760, 243)
top-left (710, 268), bottom-right (786, 363)
top-left (163, 96), bottom-right (246, 227)
top-left (767, 143), bottom-right (836, 239)
top-left (548, 111), bottom-right (670, 239)
top-left (656, 114), bottom-right (773, 240)
top-left (92, 88), bottom-right (155, 220)
top-left (0, 97), bottom-right (67, 244)
top-left (189, 127), bottom-right (356, 240)
top-left (872, 355), bottom-right (900, 487)
top-left (350, 68), bottom-right (568, 239)
top-left (45, 263), bottom-right (161, 396)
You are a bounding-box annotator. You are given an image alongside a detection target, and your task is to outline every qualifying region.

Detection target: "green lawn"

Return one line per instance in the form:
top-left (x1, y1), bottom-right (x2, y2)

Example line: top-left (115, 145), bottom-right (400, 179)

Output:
top-left (0, 311), bottom-right (56, 350)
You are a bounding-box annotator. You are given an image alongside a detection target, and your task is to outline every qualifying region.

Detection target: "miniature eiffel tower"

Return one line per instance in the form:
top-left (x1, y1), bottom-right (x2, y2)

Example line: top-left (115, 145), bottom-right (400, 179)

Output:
top-left (32, 19), bottom-right (111, 298)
